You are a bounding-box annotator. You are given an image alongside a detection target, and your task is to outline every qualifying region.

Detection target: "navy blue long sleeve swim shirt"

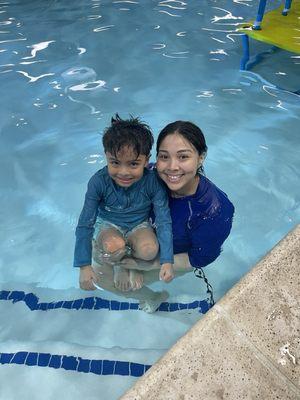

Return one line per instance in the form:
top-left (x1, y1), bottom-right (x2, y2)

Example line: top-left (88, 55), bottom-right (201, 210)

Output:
top-left (168, 174), bottom-right (234, 268)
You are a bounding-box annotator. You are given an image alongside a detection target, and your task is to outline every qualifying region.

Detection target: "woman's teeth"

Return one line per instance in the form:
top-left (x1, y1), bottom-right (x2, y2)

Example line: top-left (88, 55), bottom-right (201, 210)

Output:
top-left (167, 175), bottom-right (182, 182)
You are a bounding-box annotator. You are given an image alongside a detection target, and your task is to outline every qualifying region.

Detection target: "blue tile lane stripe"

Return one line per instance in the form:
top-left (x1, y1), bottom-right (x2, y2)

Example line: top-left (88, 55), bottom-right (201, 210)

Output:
top-left (0, 351), bottom-right (151, 377)
top-left (0, 290), bottom-right (211, 313)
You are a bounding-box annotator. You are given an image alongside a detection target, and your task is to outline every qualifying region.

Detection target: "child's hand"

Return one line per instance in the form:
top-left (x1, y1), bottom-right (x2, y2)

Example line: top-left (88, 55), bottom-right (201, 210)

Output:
top-left (159, 263), bottom-right (174, 283)
top-left (79, 265), bottom-right (97, 290)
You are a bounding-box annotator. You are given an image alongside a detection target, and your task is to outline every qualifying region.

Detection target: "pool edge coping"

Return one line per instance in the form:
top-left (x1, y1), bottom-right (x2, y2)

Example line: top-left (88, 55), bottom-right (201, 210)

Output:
top-left (120, 223), bottom-right (300, 399)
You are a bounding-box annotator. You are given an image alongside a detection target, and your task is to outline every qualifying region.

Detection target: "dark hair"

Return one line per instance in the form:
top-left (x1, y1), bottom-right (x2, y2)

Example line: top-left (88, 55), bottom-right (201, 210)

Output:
top-left (156, 121), bottom-right (208, 174)
top-left (102, 114), bottom-right (154, 157)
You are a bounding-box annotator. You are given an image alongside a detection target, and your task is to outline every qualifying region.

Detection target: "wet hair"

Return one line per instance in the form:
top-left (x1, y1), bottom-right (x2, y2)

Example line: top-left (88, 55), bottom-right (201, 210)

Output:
top-left (102, 114), bottom-right (154, 158)
top-left (156, 120), bottom-right (208, 174)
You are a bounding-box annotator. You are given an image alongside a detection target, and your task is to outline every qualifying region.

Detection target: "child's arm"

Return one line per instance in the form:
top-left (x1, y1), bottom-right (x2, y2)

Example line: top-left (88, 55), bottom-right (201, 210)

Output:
top-left (150, 174), bottom-right (174, 282)
top-left (159, 263), bottom-right (174, 282)
top-left (79, 265), bottom-right (97, 291)
top-left (74, 173), bottom-right (103, 285)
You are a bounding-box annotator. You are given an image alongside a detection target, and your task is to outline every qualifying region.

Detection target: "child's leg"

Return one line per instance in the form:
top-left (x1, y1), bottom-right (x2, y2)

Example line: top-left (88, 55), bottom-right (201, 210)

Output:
top-left (126, 227), bottom-right (159, 290)
top-left (127, 227), bottom-right (159, 261)
top-left (96, 228), bottom-right (130, 291)
top-left (98, 228), bottom-right (127, 262)
top-left (93, 262), bottom-right (169, 313)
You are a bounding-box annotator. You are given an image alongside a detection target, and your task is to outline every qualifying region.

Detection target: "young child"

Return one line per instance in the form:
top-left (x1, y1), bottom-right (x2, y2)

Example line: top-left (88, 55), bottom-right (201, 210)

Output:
top-left (74, 114), bottom-right (174, 292)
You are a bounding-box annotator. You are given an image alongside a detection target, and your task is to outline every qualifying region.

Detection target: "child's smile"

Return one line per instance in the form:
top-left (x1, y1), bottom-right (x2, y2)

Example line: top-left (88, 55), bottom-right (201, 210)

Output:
top-left (106, 146), bottom-right (149, 188)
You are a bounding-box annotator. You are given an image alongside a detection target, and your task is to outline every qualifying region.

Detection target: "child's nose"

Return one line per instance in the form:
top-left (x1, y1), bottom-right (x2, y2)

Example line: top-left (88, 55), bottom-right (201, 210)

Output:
top-left (119, 165), bottom-right (130, 175)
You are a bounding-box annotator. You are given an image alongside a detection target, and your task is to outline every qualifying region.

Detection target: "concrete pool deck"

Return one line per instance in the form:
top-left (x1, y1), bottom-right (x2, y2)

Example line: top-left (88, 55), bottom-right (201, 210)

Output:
top-left (120, 224), bottom-right (300, 400)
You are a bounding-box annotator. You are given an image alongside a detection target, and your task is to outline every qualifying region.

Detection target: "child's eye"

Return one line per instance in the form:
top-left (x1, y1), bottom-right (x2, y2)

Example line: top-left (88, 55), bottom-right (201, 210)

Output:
top-left (179, 154), bottom-right (189, 160)
top-left (110, 160), bottom-right (119, 165)
top-left (130, 162), bottom-right (140, 167)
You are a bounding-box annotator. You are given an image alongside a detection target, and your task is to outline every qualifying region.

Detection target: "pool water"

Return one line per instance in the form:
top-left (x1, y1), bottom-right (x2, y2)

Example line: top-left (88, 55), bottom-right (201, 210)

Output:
top-left (0, 0), bottom-right (299, 398)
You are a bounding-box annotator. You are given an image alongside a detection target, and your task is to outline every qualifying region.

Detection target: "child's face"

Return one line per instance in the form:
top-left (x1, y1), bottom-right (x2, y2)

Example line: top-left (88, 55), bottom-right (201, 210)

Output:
top-left (106, 146), bottom-right (149, 188)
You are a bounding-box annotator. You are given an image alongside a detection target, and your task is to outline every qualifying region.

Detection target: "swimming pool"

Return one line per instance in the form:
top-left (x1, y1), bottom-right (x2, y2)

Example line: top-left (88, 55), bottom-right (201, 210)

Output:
top-left (0, 0), bottom-right (299, 398)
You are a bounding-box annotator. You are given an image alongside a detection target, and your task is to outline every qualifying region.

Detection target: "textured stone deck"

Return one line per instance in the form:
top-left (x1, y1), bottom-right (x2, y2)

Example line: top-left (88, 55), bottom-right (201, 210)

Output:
top-left (120, 224), bottom-right (300, 400)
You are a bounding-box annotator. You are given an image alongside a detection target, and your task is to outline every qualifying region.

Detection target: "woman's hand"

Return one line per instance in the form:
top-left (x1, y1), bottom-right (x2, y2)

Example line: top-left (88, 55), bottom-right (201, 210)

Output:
top-left (159, 263), bottom-right (174, 282)
top-left (79, 265), bottom-right (97, 290)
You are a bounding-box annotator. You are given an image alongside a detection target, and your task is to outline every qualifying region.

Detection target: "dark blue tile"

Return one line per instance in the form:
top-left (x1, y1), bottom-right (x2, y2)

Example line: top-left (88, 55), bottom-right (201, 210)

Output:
top-left (94, 298), bottom-right (109, 310)
top-left (130, 362), bottom-right (145, 377)
top-left (144, 365), bottom-right (151, 372)
top-left (169, 303), bottom-right (180, 312)
top-left (77, 357), bottom-right (90, 373)
top-left (0, 353), bottom-right (14, 364)
top-left (25, 352), bottom-right (38, 366)
top-left (53, 301), bottom-right (64, 309)
top-left (90, 360), bottom-right (103, 375)
top-left (0, 291), bottom-right (10, 300)
top-left (38, 303), bottom-right (48, 310)
top-left (12, 352), bottom-right (28, 364)
top-left (62, 355), bottom-right (78, 371)
top-left (120, 302), bottom-right (130, 310)
top-left (188, 301), bottom-right (199, 309)
top-left (82, 297), bottom-right (95, 309)
top-left (110, 301), bottom-right (120, 311)
top-left (179, 303), bottom-right (188, 310)
top-left (47, 303), bottom-right (56, 310)
top-left (62, 301), bottom-right (73, 309)
top-left (8, 291), bottom-right (25, 303)
top-left (102, 360), bottom-right (115, 375)
top-left (72, 299), bottom-right (83, 310)
top-left (49, 355), bottom-right (62, 369)
top-left (158, 302), bottom-right (169, 311)
top-left (24, 293), bottom-right (38, 310)
top-left (37, 353), bottom-right (51, 367)
top-left (129, 303), bottom-right (139, 310)
top-left (115, 361), bottom-right (129, 376)
top-left (199, 300), bottom-right (210, 314)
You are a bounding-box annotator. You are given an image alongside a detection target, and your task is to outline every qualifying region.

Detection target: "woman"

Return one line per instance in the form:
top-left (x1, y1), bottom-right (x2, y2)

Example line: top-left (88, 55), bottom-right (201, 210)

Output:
top-left (82, 120), bottom-right (234, 312)
top-left (154, 120), bottom-right (234, 272)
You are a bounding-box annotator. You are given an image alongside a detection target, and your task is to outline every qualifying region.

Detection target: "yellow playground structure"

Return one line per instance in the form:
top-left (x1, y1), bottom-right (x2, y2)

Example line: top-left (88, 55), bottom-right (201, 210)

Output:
top-left (238, 0), bottom-right (300, 70)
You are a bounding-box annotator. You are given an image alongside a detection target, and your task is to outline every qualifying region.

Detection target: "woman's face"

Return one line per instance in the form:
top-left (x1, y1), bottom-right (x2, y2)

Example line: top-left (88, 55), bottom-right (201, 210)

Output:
top-left (156, 133), bottom-right (203, 196)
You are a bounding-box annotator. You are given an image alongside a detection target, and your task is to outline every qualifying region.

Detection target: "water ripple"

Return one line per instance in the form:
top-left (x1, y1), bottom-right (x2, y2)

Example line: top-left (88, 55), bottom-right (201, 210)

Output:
top-left (158, 0), bottom-right (186, 10)
top-left (158, 10), bottom-right (181, 17)
top-left (93, 25), bottom-right (114, 33)
top-left (68, 80), bottom-right (106, 92)
top-left (211, 7), bottom-right (243, 24)
top-left (152, 43), bottom-right (166, 50)
top-left (17, 70), bottom-right (55, 83)
top-left (22, 41), bottom-right (55, 59)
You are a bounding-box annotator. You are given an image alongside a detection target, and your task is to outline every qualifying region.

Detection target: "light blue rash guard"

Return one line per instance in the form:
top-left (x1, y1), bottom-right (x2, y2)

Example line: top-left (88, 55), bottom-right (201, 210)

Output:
top-left (73, 167), bottom-right (173, 268)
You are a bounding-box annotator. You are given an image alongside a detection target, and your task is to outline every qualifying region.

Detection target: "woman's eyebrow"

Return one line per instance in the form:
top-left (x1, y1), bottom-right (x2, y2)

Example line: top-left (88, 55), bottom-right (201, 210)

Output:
top-left (177, 149), bottom-right (193, 153)
top-left (158, 149), bottom-right (192, 153)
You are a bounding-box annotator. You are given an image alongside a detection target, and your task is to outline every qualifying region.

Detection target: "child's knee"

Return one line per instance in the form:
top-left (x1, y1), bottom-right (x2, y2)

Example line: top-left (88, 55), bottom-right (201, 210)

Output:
top-left (136, 241), bottom-right (159, 261)
top-left (102, 236), bottom-right (126, 254)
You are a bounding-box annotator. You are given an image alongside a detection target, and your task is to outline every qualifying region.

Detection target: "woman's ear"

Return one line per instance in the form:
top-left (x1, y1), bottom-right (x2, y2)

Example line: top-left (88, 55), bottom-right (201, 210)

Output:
top-left (198, 152), bottom-right (206, 167)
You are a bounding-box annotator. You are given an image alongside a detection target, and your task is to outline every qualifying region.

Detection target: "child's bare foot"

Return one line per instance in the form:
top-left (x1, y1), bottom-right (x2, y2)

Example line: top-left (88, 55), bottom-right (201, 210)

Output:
top-left (113, 265), bottom-right (131, 292)
top-left (139, 290), bottom-right (169, 313)
top-left (129, 269), bottom-right (144, 291)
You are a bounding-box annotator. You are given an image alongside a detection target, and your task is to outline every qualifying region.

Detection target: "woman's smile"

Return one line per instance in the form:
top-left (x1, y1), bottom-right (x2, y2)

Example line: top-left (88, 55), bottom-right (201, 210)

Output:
top-left (164, 173), bottom-right (184, 183)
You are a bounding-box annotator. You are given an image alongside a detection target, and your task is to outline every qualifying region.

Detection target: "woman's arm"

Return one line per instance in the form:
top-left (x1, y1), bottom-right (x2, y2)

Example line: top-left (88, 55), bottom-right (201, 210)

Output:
top-left (118, 252), bottom-right (192, 272)
top-left (188, 214), bottom-right (233, 268)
